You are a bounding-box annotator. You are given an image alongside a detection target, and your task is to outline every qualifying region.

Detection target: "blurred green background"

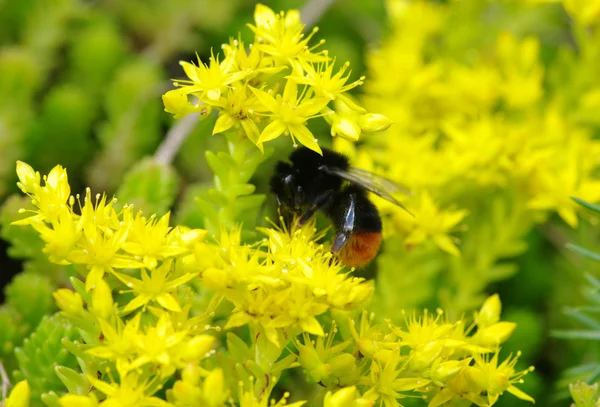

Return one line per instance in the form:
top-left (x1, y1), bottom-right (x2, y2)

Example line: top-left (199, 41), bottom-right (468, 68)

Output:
top-left (0, 0), bottom-right (599, 406)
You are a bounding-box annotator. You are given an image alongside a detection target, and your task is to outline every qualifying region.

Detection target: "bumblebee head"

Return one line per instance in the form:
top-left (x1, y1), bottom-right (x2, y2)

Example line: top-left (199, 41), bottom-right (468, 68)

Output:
top-left (270, 161), bottom-right (305, 215)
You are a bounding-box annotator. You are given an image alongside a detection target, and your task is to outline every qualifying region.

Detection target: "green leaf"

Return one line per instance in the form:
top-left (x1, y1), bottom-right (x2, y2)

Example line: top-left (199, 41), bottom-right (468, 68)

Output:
top-left (14, 314), bottom-right (80, 404)
top-left (584, 273), bottom-right (600, 291)
top-left (116, 157), bottom-right (179, 216)
top-left (54, 366), bottom-right (90, 395)
top-left (0, 305), bottom-right (29, 361)
top-left (566, 243), bottom-right (600, 262)
top-left (0, 195), bottom-right (44, 260)
top-left (5, 271), bottom-right (56, 329)
top-left (173, 183), bottom-right (208, 228)
top-left (563, 307), bottom-right (600, 330)
top-left (572, 197), bottom-right (600, 215)
top-left (205, 151), bottom-right (228, 176)
top-left (551, 330), bottom-right (600, 340)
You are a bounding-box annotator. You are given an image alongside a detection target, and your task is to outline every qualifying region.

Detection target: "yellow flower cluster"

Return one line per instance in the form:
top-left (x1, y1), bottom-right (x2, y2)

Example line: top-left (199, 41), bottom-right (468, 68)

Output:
top-left (301, 295), bottom-right (533, 407)
top-left (337, 0), bottom-right (600, 312)
top-left (12, 160), bottom-right (533, 406)
top-left (162, 4), bottom-right (392, 154)
top-left (14, 161), bottom-right (218, 406)
top-left (198, 223), bottom-right (373, 346)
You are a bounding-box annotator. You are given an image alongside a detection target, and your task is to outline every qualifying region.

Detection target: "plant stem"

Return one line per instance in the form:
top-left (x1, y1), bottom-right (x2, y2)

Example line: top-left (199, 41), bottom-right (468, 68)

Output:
top-left (0, 361), bottom-right (10, 403)
top-left (301, 0), bottom-right (337, 28)
top-left (153, 113), bottom-right (200, 165)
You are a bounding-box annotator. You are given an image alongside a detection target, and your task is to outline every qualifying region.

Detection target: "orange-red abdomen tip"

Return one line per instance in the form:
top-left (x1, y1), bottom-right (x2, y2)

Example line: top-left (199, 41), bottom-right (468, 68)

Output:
top-left (337, 232), bottom-right (382, 268)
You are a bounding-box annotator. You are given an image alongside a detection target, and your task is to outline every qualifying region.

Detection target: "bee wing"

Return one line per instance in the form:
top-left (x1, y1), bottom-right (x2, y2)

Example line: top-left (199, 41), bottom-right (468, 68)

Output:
top-left (344, 167), bottom-right (413, 196)
top-left (321, 166), bottom-right (414, 215)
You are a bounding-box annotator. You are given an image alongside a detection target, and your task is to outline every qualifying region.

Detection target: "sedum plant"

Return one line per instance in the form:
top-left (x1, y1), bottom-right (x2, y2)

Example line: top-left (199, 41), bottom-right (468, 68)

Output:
top-left (1, 4), bottom-right (535, 407)
top-left (337, 0), bottom-right (600, 317)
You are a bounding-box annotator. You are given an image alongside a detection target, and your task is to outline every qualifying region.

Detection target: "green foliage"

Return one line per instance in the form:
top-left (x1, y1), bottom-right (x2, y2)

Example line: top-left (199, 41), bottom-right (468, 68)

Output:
top-left (5, 272), bottom-right (56, 331)
top-left (552, 197), bottom-right (600, 405)
top-left (196, 133), bottom-right (272, 238)
top-left (88, 58), bottom-right (164, 192)
top-left (13, 313), bottom-right (80, 406)
top-left (24, 84), bottom-right (95, 176)
top-left (116, 157), bottom-right (179, 216)
top-left (0, 305), bottom-right (28, 358)
top-left (1, 195), bottom-right (44, 260)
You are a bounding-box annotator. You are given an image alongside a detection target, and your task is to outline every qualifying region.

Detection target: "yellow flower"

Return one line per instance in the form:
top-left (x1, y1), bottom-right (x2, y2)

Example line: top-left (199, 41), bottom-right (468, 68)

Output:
top-left (85, 372), bottom-right (170, 407)
top-left (176, 51), bottom-right (250, 103)
top-left (464, 352), bottom-right (535, 406)
top-left (113, 261), bottom-right (197, 313)
top-left (296, 327), bottom-right (358, 386)
top-left (87, 314), bottom-right (142, 376)
top-left (287, 59), bottom-right (365, 107)
top-left (131, 312), bottom-right (215, 378)
top-left (27, 205), bottom-right (81, 264)
top-left (121, 212), bottom-right (195, 269)
top-left (251, 79), bottom-right (330, 153)
top-left (211, 84), bottom-right (261, 145)
top-left (15, 161), bottom-right (70, 223)
top-left (363, 352), bottom-right (431, 407)
top-left (248, 3), bottom-right (327, 69)
top-left (394, 192), bottom-right (467, 256)
top-left (53, 288), bottom-right (85, 316)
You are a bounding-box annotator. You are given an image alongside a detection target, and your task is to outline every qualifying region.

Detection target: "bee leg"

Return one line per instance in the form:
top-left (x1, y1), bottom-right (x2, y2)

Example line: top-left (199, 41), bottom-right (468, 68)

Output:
top-left (297, 189), bottom-right (335, 226)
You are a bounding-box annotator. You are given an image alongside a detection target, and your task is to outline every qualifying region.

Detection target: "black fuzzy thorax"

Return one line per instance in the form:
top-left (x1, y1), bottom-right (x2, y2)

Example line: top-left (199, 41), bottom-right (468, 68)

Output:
top-left (270, 147), bottom-right (382, 234)
top-left (270, 147), bottom-right (350, 211)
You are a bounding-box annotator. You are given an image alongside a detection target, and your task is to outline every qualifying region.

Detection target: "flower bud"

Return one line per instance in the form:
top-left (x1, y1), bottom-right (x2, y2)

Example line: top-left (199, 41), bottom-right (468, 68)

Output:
top-left (204, 368), bottom-right (226, 406)
top-left (358, 113), bottom-right (393, 133)
top-left (430, 359), bottom-right (468, 385)
top-left (331, 118), bottom-right (361, 142)
top-left (53, 289), bottom-right (84, 316)
top-left (182, 334), bottom-right (215, 360)
top-left (475, 321), bottom-right (516, 347)
top-left (181, 362), bottom-right (203, 384)
top-left (408, 341), bottom-right (444, 371)
top-left (91, 279), bottom-right (113, 319)
top-left (477, 294), bottom-right (501, 328)
top-left (162, 88), bottom-right (206, 119)
top-left (58, 394), bottom-right (98, 407)
top-left (298, 342), bottom-right (331, 382)
top-left (16, 161), bottom-right (39, 194)
top-left (329, 353), bottom-right (357, 378)
top-left (324, 386), bottom-right (358, 407)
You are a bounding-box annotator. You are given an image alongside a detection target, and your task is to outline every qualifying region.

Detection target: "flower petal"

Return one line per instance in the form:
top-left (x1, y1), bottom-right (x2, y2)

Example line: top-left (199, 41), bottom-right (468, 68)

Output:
top-left (258, 120), bottom-right (287, 144)
top-left (289, 124), bottom-right (322, 155)
top-left (156, 293), bottom-right (182, 312)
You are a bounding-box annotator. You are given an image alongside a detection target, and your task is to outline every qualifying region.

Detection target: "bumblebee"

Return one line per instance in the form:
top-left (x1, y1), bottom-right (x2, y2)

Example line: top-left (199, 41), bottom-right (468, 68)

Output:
top-left (270, 147), bottom-right (411, 268)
